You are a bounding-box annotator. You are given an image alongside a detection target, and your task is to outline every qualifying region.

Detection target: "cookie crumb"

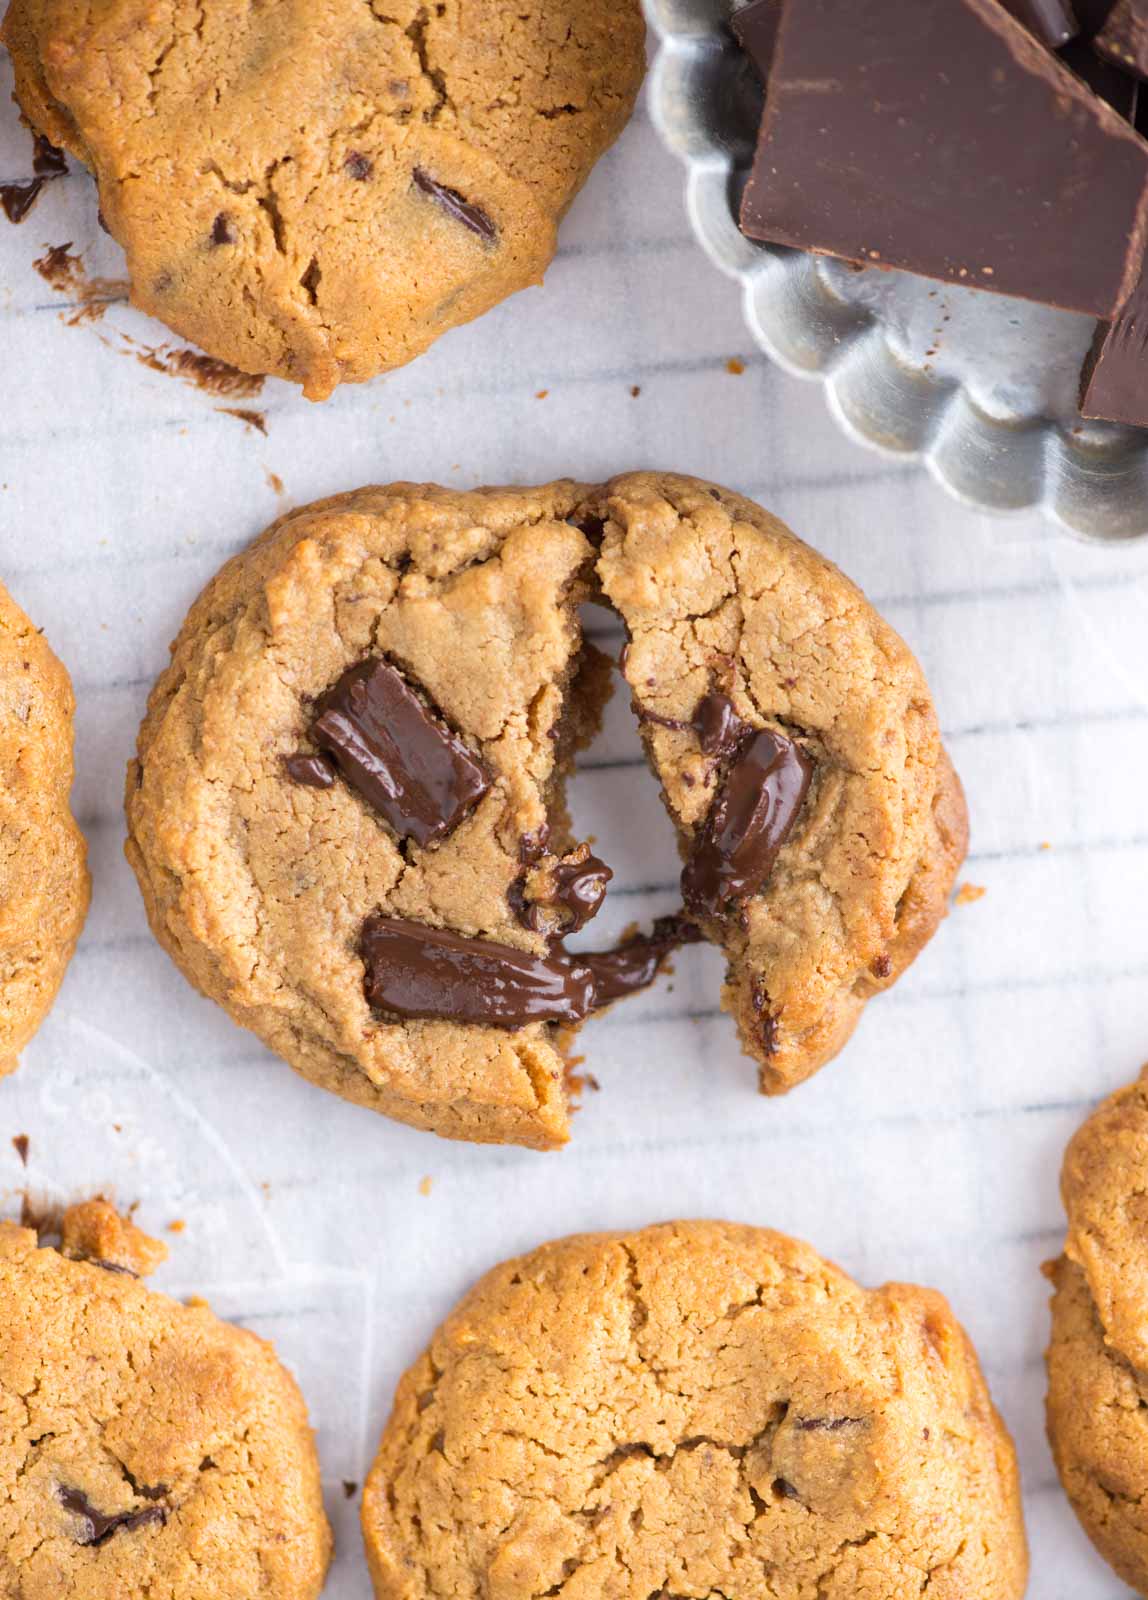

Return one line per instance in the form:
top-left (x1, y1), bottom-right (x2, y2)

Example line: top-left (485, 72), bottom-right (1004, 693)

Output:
top-left (266, 471), bottom-right (285, 496)
top-left (726, 357), bottom-right (746, 375)
top-left (535, 389), bottom-right (549, 399)
top-left (167, 1219), bottom-right (186, 1234)
top-left (630, 384), bottom-right (641, 397)
top-left (954, 882), bottom-right (986, 906)
top-left (1039, 840), bottom-right (1051, 851)
top-left (418, 1176), bottom-right (433, 1197)
top-left (11, 1134), bottom-right (29, 1166)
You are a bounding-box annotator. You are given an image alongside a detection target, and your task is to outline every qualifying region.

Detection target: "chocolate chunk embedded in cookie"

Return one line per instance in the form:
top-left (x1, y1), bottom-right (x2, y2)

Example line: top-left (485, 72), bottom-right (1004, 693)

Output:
top-left (0, 579), bottom-right (89, 1076)
top-left (593, 472), bottom-right (967, 1094)
top-left (362, 1220), bottom-right (1028, 1599)
top-left (0, 1203), bottom-right (331, 1598)
top-left (1046, 1066), bottom-right (1148, 1593)
top-left (0, 0), bottom-right (646, 398)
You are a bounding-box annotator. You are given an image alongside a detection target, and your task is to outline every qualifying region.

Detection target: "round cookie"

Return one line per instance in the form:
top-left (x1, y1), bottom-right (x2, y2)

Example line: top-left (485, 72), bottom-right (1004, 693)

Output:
top-left (124, 475), bottom-right (966, 1148)
top-left (362, 1220), bottom-right (1028, 1599)
top-left (0, 1200), bottom-right (331, 1598)
top-left (1, 0), bottom-right (646, 399)
top-left (0, 578), bottom-right (89, 1076)
top-left (1046, 1066), bottom-right (1148, 1592)
top-left (593, 472), bottom-right (967, 1094)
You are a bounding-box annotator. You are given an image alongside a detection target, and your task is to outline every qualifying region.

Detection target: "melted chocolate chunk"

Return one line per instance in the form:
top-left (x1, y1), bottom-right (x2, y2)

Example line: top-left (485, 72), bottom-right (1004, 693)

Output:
top-left (638, 690), bottom-right (748, 759)
top-left (307, 658), bottom-right (491, 848)
top-left (345, 151), bottom-right (374, 180)
top-left (512, 848), bottom-right (613, 935)
top-left (58, 1487), bottom-right (165, 1546)
top-left (283, 751), bottom-right (337, 789)
top-left (0, 135), bottom-right (68, 225)
top-left (361, 916), bottom-right (596, 1027)
top-left (412, 169), bottom-right (497, 242)
top-left (683, 726), bottom-right (813, 919)
top-left (580, 914), bottom-right (703, 1007)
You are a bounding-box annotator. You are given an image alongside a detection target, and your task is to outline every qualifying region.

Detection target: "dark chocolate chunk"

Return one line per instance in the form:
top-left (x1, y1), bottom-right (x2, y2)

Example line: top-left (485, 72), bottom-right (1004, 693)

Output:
top-left (86, 1258), bottom-right (139, 1277)
top-left (58, 1487), bottom-right (166, 1546)
top-left (345, 151), bottom-right (374, 180)
top-left (682, 728), bottom-right (813, 919)
top-left (1096, 0), bottom-right (1148, 74)
top-left (731, 0), bottom-right (782, 77)
top-left (412, 169), bottom-right (497, 242)
top-left (310, 658), bottom-right (491, 848)
top-left (512, 847), bottom-right (612, 935)
top-left (361, 916), bottom-right (597, 1027)
top-left (637, 690), bottom-right (750, 758)
top-left (1080, 249), bottom-right (1148, 422)
top-left (580, 914), bottom-right (704, 1007)
top-left (0, 134), bottom-right (68, 225)
top-left (210, 212), bottom-right (233, 246)
top-left (283, 752), bottom-right (337, 789)
top-left (794, 1415), bottom-right (866, 1432)
top-left (998, 0), bottom-right (1079, 44)
top-left (740, 0), bottom-right (1148, 318)
top-left (1060, 36), bottom-right (1139, 117)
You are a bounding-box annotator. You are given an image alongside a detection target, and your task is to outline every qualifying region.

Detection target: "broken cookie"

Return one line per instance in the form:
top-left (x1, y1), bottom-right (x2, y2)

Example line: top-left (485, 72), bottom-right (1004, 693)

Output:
top-left (0, 0), bottom-right (646, 398)
top-left (362, 1220), bottom-right (1028, 1599)
top-left (0, 1202), bottom-right (331, 1597)
top-left (125, 475), bottom-right (966, 1147)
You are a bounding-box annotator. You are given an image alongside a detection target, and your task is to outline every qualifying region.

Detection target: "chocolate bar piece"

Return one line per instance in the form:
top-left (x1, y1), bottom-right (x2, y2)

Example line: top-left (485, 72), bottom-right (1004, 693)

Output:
top-left (998, 0), bottom-right (1080, 45)
top-left (308, 658), bottom-right (491, 848)
top-left (731, 0), bottom-right (782, 78)
top-left (1062, 36), bottom-right (1140, 118)
top-left (1080, 253), bottom-right (1148, 421)
top-left (1095, 0), bottom-right (1148, 78)
top-left (740, 0), bottom-right (1148, 318)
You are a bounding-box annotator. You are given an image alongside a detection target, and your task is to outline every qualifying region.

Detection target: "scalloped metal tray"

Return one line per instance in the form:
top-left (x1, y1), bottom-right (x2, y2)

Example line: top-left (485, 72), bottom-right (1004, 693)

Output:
top-left (644, 0), bottom-right (1148, 541)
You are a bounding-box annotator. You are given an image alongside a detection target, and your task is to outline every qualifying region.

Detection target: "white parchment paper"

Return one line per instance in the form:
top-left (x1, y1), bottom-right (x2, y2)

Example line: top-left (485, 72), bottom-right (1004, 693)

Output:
top-left (3, 50), bottom-right (1148, 1599)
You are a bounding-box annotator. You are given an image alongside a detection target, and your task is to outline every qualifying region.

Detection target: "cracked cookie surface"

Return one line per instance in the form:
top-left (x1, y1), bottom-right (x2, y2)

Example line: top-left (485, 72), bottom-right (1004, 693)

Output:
top-left (0, 1202), bottom-right (331, 1599)
top-left (594, 472), bottom-right (967, 1094)
top-left (124, 474), bottom-right (966, 1148)
top-left (1047, 1066), bottom-right (1148, 1593)
top-left (0, 579), bottom-right (88, 1077)
top-left (362, 1219), bottom-right (1028, 1599)
top-left (1, 0), bottom-right (646, 397)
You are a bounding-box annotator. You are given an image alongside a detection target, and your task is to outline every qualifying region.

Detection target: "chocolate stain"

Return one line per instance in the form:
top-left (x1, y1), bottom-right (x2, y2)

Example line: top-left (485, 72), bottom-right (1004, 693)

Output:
top-left (217, 406), bottom-right (268, 434)
top-left (0, 135), bottom-right (67, 224)
top-left (128, 342), bottom-right (264, 400)
top-left (32, 243), bottom-right (129, 325)
top-left (11, 1134), bottom-right (29, 1166)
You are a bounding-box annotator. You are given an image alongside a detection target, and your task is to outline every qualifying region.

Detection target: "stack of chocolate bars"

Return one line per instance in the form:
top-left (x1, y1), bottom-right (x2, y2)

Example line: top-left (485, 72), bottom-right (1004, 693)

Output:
top-left (734, 0), bottom-right (1148, 428)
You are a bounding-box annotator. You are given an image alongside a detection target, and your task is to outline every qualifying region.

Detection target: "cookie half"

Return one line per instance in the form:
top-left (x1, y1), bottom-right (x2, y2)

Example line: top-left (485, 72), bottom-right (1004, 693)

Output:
top-left (1047, 1066), bottom-right (1148, 1592)
top-left (0, 579), bottom-right (89, 1075)
top-left (362, 1220), bottom-right (1028, 1599)
top-left (1, 0), bottom-right (646, 398)
top-left (594, 472), bottom-right (967, 1093)
top-left (0, 1200), bottom-right (331, 1598)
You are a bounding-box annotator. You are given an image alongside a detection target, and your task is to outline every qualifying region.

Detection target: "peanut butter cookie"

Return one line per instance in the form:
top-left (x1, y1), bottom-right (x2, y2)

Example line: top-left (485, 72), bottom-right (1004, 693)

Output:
top-left (124, 475), bottom-right (965, 1148)
top-left (1047, 1066), bottom-right (1148, 1593)
top-left (363, 1220), bottom-right (1028, 1599)
top-left (0, 578), bottom-right (88, 1076)
top-left (0, 1200), bottom-right (331, 1598)
top-left (1, 0), bottom-right (646, 398)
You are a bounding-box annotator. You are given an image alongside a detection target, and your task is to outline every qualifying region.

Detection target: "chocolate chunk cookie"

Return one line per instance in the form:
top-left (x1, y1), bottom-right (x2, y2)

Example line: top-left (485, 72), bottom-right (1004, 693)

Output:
top-left (124, 475), bottom-right (964, 1148)
top-left (0, 1201), bottom-right (331, 1598)
top-left (1046, 1066), bottom-right (1148, 1592)
top-left (593, 472), bottom-right (967, 1094)
top-left (1, 0), bottom-right (645, 398)
top-left (362, 1220), bottom-right (1028, 1599)
top-left (0, 579), bottom-right (89, 1076)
